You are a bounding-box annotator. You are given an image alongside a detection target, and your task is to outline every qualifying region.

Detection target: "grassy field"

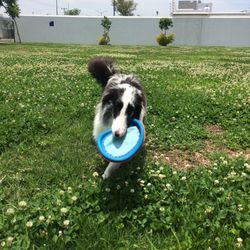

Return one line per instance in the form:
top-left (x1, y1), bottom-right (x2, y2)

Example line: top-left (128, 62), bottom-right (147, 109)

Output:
top-left (0, 43), bottom-right (249, 249)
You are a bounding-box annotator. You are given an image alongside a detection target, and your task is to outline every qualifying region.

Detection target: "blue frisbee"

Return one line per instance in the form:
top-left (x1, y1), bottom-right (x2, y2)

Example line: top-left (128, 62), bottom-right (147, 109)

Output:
top-left (97, 119), bottom-right (145, 163)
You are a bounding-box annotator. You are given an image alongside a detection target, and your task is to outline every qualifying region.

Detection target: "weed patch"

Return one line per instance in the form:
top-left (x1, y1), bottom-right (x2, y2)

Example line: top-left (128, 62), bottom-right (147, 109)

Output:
top-left (0, 44), bottom-right (249, 249)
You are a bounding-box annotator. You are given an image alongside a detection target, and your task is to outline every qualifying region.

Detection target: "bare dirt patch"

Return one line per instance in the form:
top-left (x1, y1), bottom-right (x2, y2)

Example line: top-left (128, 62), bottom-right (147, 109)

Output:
top-left (206, 124), bottom-right (224, 134)
top-left (203, 140), bottom-right (250, 160)
top-left (151, 140), bottom-right (249, 170)
top-left (153, 149), bottom-right (211, 170)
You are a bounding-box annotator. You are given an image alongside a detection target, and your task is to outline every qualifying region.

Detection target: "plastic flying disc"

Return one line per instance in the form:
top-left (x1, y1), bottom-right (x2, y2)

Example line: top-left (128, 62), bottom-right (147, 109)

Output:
top-left (97, 119), bottom-right (145, 163)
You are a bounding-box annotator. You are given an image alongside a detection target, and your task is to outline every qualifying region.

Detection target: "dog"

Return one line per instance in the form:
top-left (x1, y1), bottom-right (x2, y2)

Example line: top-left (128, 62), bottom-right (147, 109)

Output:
top-left (88, 57), bottom-right (147, 179)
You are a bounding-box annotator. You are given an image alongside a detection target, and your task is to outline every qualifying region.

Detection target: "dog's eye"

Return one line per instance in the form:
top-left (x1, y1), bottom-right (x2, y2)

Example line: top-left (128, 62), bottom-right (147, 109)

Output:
top-left (107, 100), bottom-right (113, 106)
top-left (113, 102), bottom-right (123, 117)
top-left (126, 104), bottom-right (134, 117)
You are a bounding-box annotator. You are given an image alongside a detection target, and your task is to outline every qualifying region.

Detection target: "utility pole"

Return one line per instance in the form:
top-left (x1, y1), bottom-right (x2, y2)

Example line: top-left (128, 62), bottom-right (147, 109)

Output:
top-left (56, 0), bottom-right (58, 15)
top-left (113, 0), bottom-right (116, 16)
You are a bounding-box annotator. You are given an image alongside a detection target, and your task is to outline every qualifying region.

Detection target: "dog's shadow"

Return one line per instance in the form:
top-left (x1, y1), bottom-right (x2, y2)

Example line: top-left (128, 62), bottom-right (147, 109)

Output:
top-left (97, 148), bottom-right (147, 213)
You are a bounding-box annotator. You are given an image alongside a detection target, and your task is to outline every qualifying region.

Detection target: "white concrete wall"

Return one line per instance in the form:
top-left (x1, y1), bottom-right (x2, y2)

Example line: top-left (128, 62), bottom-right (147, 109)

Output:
top-left (173, 16), bottom-right (250, 47)
top-left (15, 15), bottom-right (250, 47)
top-left (15, 16), bottom-right (160, 45)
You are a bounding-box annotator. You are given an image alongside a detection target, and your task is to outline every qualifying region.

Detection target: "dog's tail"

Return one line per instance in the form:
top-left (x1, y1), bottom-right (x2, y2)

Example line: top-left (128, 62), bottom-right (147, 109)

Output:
top-left (87, 57), bottom-right (119, 88)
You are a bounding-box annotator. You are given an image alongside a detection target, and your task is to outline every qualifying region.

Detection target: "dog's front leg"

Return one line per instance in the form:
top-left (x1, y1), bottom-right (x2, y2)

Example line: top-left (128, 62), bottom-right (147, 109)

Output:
top-left (102, 162), bottom-right (120, 179)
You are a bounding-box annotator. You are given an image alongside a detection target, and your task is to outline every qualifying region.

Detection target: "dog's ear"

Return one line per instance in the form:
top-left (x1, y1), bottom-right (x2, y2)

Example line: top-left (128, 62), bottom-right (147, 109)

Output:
top-left (87, 57), bottom-right (119, 88)
top-left (102, 88), bottom-right (124, 106)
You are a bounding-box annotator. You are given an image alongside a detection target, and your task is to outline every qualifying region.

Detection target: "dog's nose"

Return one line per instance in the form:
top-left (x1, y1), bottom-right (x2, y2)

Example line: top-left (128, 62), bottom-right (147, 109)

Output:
top-left (114, 130), bottom-right (124, 138)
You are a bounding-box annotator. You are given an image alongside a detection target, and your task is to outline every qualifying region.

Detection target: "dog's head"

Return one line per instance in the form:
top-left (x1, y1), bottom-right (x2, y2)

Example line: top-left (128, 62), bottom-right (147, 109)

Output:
top-left (102, 84), bottom-right (144, 138)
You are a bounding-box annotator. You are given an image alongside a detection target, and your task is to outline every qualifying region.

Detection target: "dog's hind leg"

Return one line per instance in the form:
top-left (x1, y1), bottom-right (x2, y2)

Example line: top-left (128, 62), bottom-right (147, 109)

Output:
top-left (102, 162), bottom-right (120, 179)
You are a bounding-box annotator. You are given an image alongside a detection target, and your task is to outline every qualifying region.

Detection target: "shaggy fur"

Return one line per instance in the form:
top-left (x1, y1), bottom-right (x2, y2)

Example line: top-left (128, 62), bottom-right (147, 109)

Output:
top-left (88, 57), bottom-right (147, 179)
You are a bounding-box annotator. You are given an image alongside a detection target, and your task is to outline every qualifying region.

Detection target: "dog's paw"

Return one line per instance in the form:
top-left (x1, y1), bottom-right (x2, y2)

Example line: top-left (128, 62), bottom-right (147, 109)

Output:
top-left (102, 172), bottom-right (110, 180)
top-left (102, 173), bottom-right (107, 180)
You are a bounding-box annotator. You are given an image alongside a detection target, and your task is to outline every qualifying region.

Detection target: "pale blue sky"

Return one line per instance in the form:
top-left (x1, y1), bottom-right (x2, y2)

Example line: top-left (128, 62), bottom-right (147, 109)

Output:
top-left (1, 0), bottom-right (250, 16)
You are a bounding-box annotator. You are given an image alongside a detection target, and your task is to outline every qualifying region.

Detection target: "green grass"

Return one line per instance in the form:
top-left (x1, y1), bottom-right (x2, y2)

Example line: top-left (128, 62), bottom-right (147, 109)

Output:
top-left (0, 44), bottom-right (249, 249)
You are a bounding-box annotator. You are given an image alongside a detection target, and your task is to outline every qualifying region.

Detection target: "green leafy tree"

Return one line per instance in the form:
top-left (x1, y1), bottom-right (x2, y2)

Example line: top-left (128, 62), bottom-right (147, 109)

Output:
top-left (156, 18), bottom-right (174, 46)
top-left (111, 0), bottom-right (137, 16)
top-left (159, 18), bottom-right (173, 35)
top-left (98, 16), bottom-right (112, 45)
top-left (0, 0), bottom-right (21, 42)
top-left (64, 8), bottom-right (81, 16)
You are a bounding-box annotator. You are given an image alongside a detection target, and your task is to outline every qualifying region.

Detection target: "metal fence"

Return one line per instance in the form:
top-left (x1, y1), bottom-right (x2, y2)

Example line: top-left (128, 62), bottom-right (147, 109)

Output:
top-left (0, 17), bottom-right (14, 39)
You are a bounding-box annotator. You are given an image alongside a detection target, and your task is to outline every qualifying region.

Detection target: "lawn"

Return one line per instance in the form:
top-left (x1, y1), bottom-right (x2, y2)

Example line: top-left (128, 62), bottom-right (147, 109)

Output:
top-left (0, 44), bottom-right (249, 249)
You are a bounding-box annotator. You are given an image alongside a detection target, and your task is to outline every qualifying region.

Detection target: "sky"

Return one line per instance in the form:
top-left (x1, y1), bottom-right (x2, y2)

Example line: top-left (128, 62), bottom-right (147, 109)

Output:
top-left (1, 0), bottom-right (250, 16)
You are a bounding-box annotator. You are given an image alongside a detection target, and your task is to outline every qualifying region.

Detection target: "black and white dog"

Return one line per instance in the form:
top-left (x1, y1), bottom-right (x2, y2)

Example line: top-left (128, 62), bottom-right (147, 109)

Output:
top-left (88, 57), bottom-right (147, 179)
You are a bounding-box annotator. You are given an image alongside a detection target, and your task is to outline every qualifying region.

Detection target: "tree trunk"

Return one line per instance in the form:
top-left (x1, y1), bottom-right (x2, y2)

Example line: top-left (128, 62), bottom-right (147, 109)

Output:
top-left (13, 18), bottom-right (21, 43)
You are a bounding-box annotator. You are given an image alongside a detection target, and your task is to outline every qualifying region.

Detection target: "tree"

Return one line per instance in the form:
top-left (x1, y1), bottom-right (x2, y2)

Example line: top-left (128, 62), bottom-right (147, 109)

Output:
top-left (156, 18), bottom-right (174, 46)
top-left (111, 0), bottom-right (137, 16)
top-left (159, 18), bottom-right (173, 35)
top-left (64, 8), bottom-right (81, 16)
top-left (0, 0), bottom-right (21, 42)
top-left (98, 16), bottom-right (112, 45)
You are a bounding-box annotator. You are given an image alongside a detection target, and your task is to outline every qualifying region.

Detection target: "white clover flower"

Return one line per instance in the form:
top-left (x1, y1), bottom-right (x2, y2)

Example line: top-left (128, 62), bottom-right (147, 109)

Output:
top-left (158, 174), bottom-right (166, 179)
top-left (181, 176), bottom-right (187, 181)
top-left (60, 207), bottom-right (68, 214)
top-left (6, 208), bottom-right (15, 215)
top-left (241, 172), bottom-right (247, 177)
top-left (214, 180), bottom-right (219, 185)
top-left (92, 172), bottom-right (99, 177)
top-left (71, 196), bottom-right (77, 201)
top-left (1, 241), bottom-right (6, 247)
top-left (159, 207), bottom-right (165, 212)
top-left (116, 185), bottom-right (121, 190)
top-left (67, 187), bottom-right (72, 193)
top-left (166, 183), bottom-right (172, 190)
top-left (58, 230), bottom-right (63, 236)
top-left (59, 190), bottom-right (65, 195)
top-left (237, 238), bottom-right (243, 243)
top-left (63, 220), bottom-right (70, 227)
top-left (6, 236), bottom-right (14, 245)
top-left (56, 199), bottom-right (62, 205)
top-left (26, 220), bottom-right (33, 228)
top-left (18, 200), bottom-right (27, 207)
top-left (136, 167), bottom-right (141, 170)
top-left (229, 171), bottom-right (237, 177)
top-left (144, 195), bottom-right (148, 199)
top-left (173, 171), bottom-right (177, 175)
top-left (159, 166), bottom-right (164, 171)
top-left (125, 181), bottom-right (129, 186)
top-left (238, 204), bottom-right (244, 211)
top-left (105, 188), bottom-right (111, 192)
top-left (130, 189), bottom-right (135, 193)
top-left (205, 206), bottom-right (213, 214)
top-left (147, 183), bottom-right (152, 187)
top-left (244, 163), bottom-right (250, 171)
top-left (39, 215), bottom-right (45, 222)
top-left (236, 237), bottom-right (243, 248)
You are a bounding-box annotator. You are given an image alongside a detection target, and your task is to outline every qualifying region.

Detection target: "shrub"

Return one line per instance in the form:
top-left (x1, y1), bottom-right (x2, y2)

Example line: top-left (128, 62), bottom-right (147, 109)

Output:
top-left (156, 18), bottom-right (175, 46)
top-left (98, 34), bottom-right (109, 45)
top-left (156, 33), bottom-right (175, 46)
